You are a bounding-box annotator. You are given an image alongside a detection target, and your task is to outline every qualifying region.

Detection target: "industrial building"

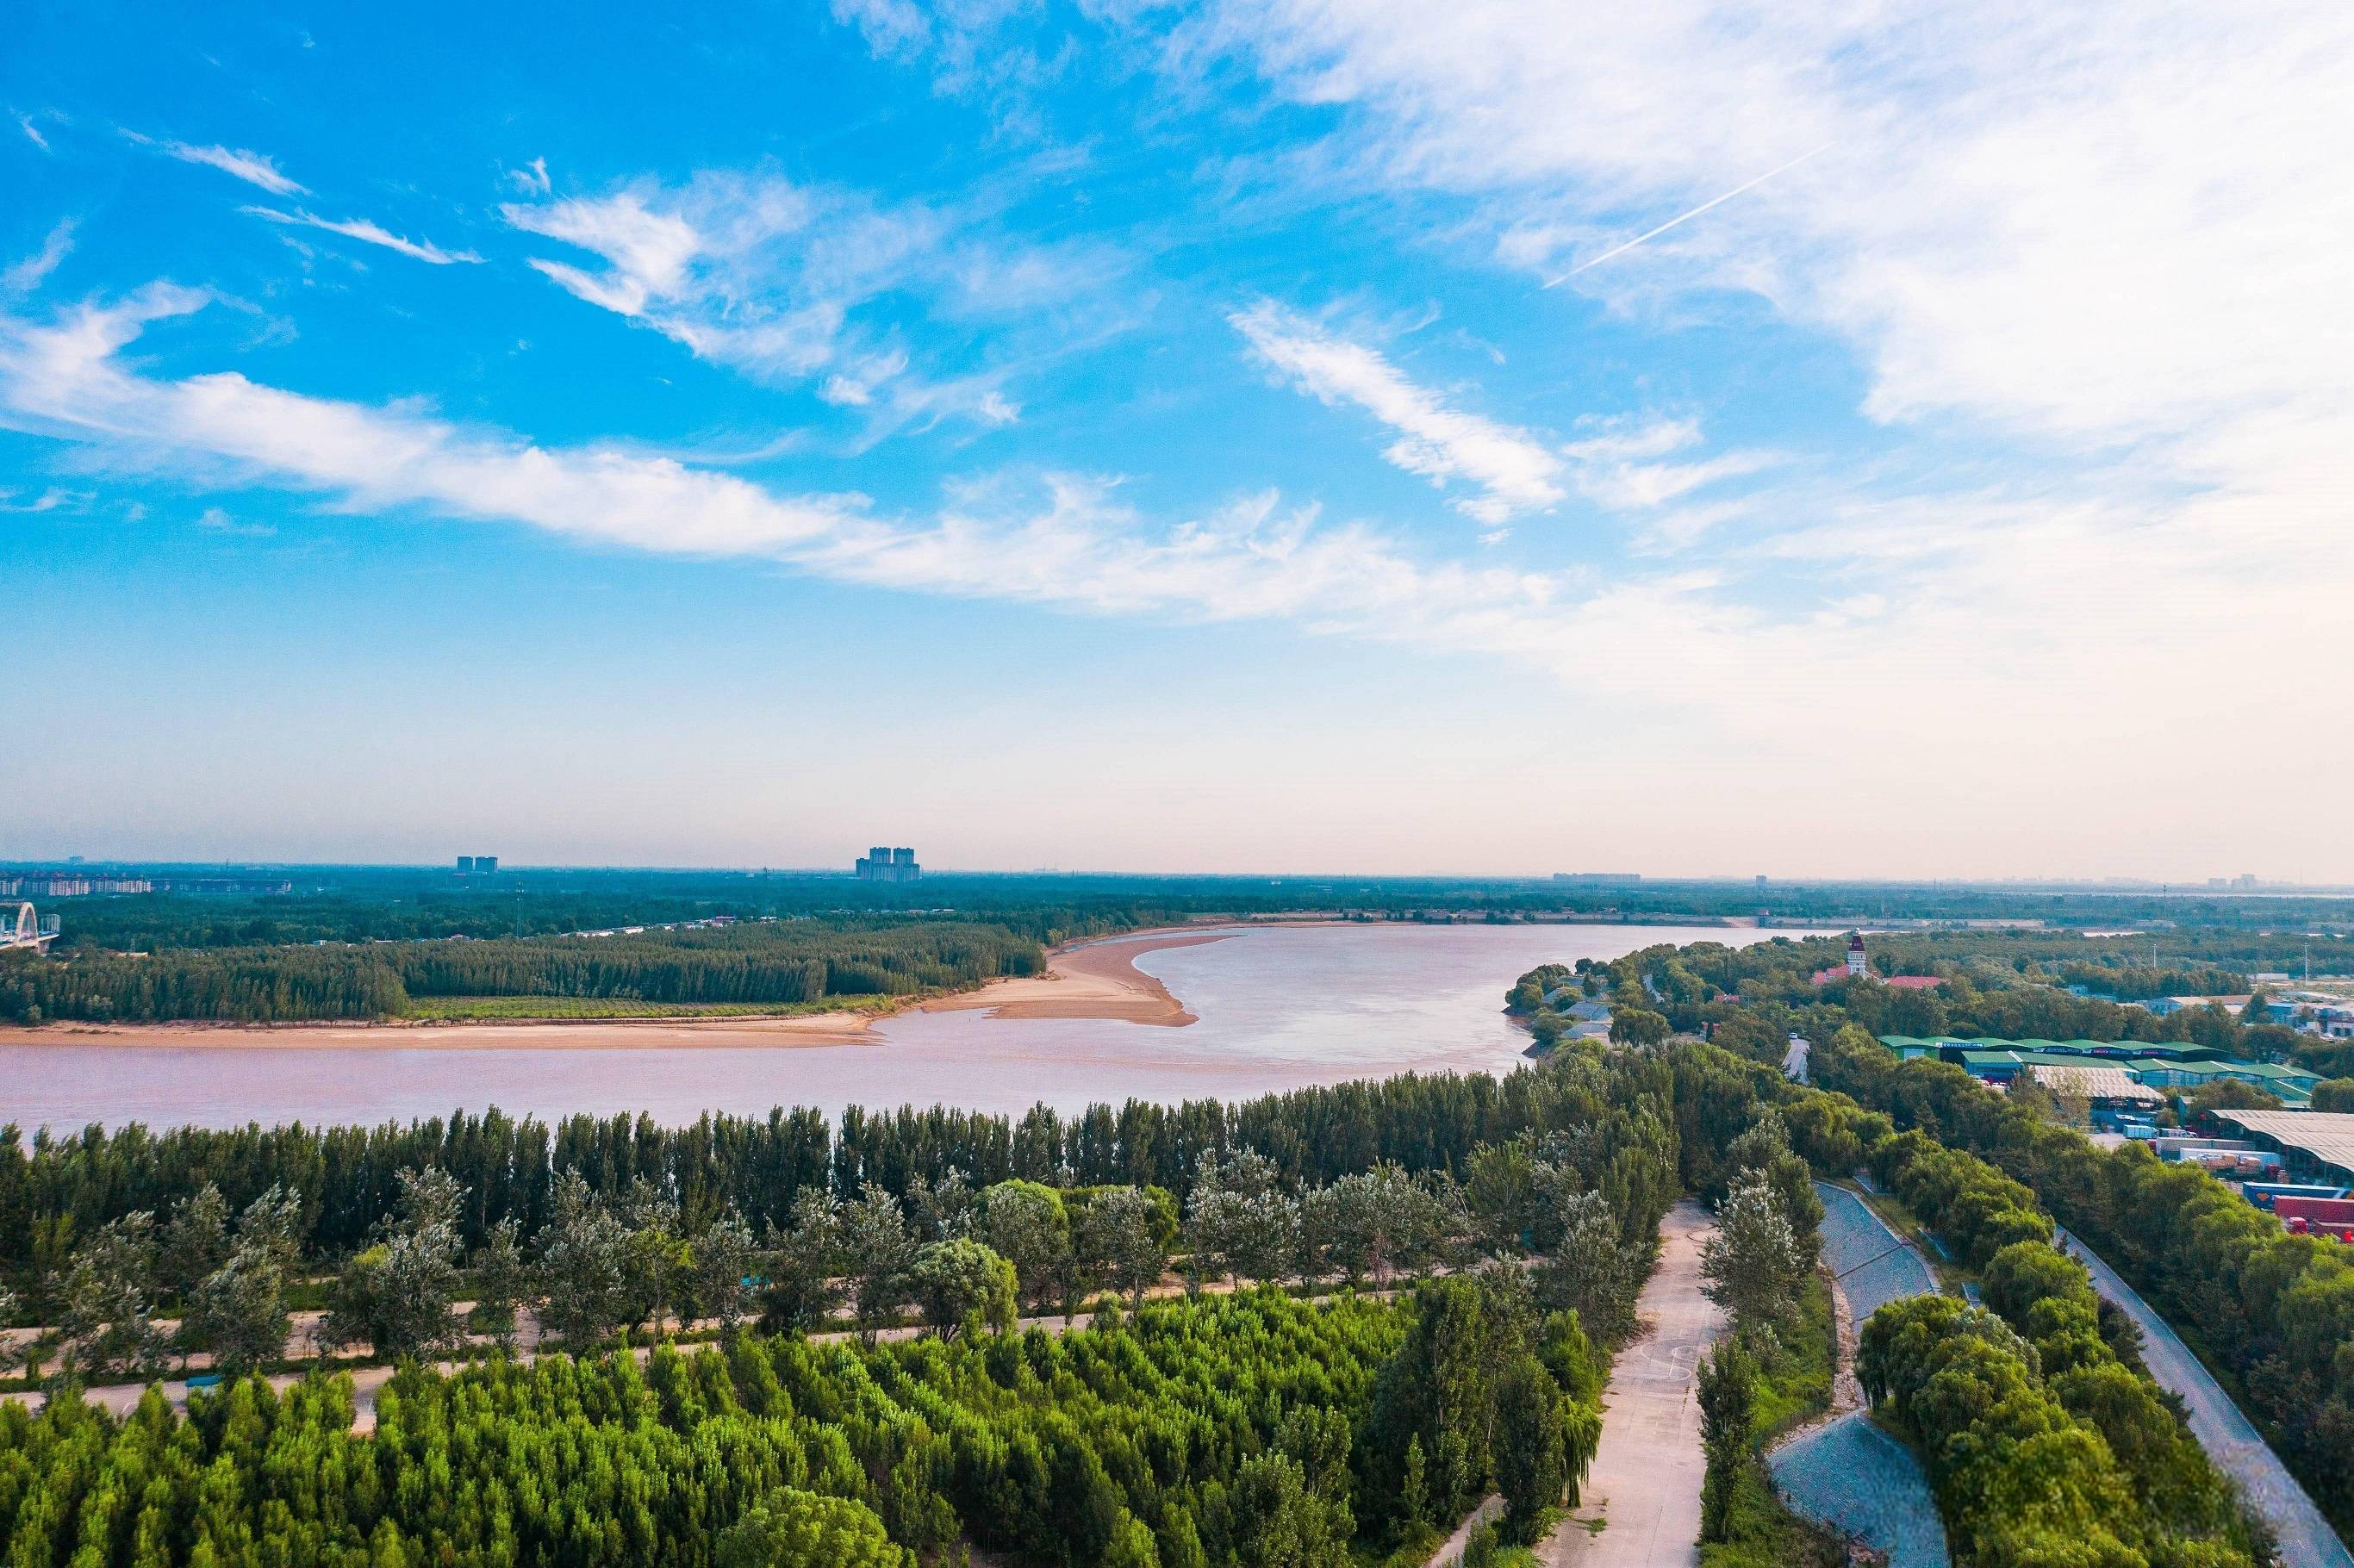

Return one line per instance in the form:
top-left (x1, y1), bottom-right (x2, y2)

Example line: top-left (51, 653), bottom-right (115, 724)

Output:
top-left (1879, 1036), bottom-right (2323, 1108)
top-left (2201, 1110), bottom-right (2354, 1187)
top-left (855, 846), bottom-right (921, 883)
top-left (455, 856), bottom-right (500, 874)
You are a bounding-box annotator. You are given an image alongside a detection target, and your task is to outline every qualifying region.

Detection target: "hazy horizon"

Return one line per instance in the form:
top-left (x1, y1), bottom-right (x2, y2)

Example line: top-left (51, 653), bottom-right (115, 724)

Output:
top-left (7, 3), bottom-right (2352, 880)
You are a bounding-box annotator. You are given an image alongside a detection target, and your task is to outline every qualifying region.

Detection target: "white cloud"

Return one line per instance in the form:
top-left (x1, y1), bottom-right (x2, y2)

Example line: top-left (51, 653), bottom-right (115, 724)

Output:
top-left (1231, 301), bottom-right (1563, 523)
top-left (502, 171), bottom-right (1100, 427)
top-left (241, 207), bottom-right (483, 265)
top-left (832, 0), bottom-right (933, 56)
top-left (1560, 416), bottom-right (1778, 512)
top-left (18, 115), bottom-right (53, 152)
top-left (508, 156), bottom-right (551, 196)
top-left (6, 284), bottom-right (2354, 842)
top-left (132, 134), bottom-right (307, 195)
top-left (3, 219), bottom-right (76, 295)
top-left (0, 484), bottom-right (90, 513)
top-left (0, 288), bottom-right (1572, 660)
top-left (1184, 0), bottom-right (2354, 824)
top-left (1222, 0), bottom-right (2354, 469)
top-left (503, 177), bottom-right (933, 386)
top-left (196, 505), bottom-right (275, 537)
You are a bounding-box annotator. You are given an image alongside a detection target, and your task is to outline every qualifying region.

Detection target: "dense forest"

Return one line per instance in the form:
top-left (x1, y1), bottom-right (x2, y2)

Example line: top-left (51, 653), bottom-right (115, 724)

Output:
top-left (0, 920), bottom-right (1046, 1025)
top-left (0, 1058), bottom-right (1678, 1270)
top-left (0, 1013), bottom-right (2295, 1564)
top-left (9, 862), bottom-right (2350, 1025)
top-left (0, 1285), bottom-right (1611, 1568)
top-left (0, 1047), bottom-right (1708, 1565)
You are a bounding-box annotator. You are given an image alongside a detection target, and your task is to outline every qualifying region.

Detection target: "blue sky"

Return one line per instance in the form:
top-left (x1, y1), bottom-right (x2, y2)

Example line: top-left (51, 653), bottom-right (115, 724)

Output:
top-left (5, 0), bottom-right (2351, 878)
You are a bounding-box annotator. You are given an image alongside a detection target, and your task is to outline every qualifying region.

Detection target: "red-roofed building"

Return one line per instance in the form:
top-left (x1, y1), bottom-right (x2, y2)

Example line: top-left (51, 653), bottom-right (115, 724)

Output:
top-left (1810, 932), bottom-right (1943, 989)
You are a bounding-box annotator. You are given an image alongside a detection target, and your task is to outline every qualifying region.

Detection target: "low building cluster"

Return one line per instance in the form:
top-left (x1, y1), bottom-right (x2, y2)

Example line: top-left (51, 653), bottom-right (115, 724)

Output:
top-left (1878, 1034), bottom-right (2324, 1112)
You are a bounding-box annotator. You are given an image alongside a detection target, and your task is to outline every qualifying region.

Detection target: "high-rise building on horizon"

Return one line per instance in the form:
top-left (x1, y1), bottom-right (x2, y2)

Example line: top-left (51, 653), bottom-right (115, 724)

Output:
top-left (856, 845), bottom-right (922, 882)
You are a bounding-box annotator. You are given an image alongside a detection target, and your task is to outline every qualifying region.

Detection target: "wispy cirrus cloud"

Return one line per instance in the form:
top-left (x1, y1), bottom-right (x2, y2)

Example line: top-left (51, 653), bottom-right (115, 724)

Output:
top-left (0, 287), bottom-right (1569, 662)
top-left (241, 206), bottom-right (482, 265)
top-left (124, 132), bottom-right (307, 195)
top-left (501, 171), bottom-right (1117, 432)
top-left (1559, 416), bottom-right (1778, 513)
top-left (1231, 301), bottom-right (1563, 525)
top-left (3, 219), bottom-right (77, 295)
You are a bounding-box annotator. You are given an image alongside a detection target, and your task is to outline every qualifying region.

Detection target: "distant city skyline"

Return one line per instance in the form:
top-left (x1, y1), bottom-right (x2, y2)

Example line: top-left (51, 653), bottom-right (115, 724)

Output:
top-left (5, 3), bottom-right (2351, 878)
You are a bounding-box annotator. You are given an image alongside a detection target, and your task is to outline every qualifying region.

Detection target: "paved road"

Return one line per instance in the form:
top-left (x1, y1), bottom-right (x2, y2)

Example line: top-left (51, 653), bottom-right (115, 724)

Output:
top-left (1541, 1200), bottom-right (1724, 1568)
top-left (2056, 1225), bottom-right (2352, 1568)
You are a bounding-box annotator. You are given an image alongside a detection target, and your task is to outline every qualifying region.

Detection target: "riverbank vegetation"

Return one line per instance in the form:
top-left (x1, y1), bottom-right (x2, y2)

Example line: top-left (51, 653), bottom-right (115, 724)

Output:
top-left (0, 919), bottom-right (1046, 1025)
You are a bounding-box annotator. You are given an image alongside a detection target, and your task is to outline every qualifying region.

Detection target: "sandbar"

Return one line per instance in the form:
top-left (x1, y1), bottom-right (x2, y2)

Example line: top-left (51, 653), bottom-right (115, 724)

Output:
top-left (918, 930), bottom-right (1231, 1026)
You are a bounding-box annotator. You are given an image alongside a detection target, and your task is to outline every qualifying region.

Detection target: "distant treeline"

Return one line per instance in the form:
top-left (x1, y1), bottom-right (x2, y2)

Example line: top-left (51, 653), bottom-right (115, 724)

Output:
top-left (0, 920), bottom-right (1044, 1025)
top-left (28, 863), bottom-right (2354, 961)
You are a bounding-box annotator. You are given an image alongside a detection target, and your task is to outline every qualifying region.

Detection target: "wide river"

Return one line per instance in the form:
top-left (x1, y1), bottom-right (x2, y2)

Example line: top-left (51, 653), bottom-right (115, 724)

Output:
top-left (0, 924), bottom-right (1804, 1132)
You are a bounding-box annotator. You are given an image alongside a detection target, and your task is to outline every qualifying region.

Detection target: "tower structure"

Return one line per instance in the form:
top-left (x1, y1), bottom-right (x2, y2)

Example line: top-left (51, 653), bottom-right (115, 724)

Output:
top-left (1846, 932), bottom-right (1867, 977)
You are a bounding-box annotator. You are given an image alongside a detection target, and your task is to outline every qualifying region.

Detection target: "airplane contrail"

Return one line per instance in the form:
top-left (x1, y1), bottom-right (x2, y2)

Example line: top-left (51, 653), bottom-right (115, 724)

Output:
top-left (1547, 144), bottom-right (1832, 284)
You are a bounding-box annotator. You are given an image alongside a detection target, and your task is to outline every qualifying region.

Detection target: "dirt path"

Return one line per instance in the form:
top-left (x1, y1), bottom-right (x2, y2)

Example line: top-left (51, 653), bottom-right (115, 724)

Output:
top-left (2056, 1225), bottom-right (2351, 1568)
top-left (1424, 1496), bottom-right (1504, 1566)
top-left (1541, 1200), bottom-right (1723, 1568)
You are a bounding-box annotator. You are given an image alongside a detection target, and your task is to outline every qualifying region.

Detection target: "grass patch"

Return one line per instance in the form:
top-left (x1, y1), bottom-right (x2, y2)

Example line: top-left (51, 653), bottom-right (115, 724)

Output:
top-left (1749, 1274), bottom-right (1834, 1442)
top-left (401, 993), bottom-right (900, 1022)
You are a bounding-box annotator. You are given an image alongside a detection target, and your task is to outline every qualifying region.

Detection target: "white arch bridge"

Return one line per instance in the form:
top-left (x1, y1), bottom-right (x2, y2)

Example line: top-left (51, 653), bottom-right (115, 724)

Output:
top-left (3, 901), bottom-right (59, 952)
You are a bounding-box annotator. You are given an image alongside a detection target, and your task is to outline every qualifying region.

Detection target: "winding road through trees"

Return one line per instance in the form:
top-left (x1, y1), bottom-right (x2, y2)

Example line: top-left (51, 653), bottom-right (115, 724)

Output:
top-left (2055, 1224), bottom-right (2352, 1568)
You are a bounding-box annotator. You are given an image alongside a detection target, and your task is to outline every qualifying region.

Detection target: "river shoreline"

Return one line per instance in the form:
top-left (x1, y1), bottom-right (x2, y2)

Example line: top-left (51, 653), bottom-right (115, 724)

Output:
top-left (0, 929), bottom-right (1227, 1050)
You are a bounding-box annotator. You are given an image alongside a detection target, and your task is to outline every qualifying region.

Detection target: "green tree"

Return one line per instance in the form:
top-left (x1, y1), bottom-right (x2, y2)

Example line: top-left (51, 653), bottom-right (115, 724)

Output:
top-left (714, 1490), bottom-right (913, 1568)
top-left (1494, 1354), bottom-right (1571, 1533)
top-left (975, 1179), bottom-right (1073, 1313)
top-left (907, 1237), bottom-right (1017, 1336)
top-left (1079, 1185), bottom-right (1168, 1306)
top-left (53, 1210), bottom-right (168, 1379)
top-left (1610, 1007), bottom-right (1671, 1047)
top-left (532, 1169), bottom-right (634, 1348)
top-left (1699, 1176), bottom-right (1807, 1335)
top-left (1537, 1191), bottom-right (1635, 1342)
top-left (2312, 1077), bottom-right (2354, 1113)
top-left (839, 1182), bottom-right (915, 1327)
top-left (1695, 1336), bottom-right (1756, 1543)
top-left (468, 1217), bottom-right (529, 1347)
top-left (690, 1210), bottom-right (758, 1333)
top-left (158, 1182), bottom-right (232, 1304)
top-left (321, 1167), bottom-right (467, 1360)
top-left (760, 1188), bottom-right (844, 1331)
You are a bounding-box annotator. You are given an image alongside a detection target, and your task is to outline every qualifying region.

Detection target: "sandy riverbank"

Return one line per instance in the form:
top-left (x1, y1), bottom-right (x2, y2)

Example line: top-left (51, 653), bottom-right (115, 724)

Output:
top-left (919, 930), bottom-right (1230, 1026)
top-left (0, 930), bottom-right (1228, 1049)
